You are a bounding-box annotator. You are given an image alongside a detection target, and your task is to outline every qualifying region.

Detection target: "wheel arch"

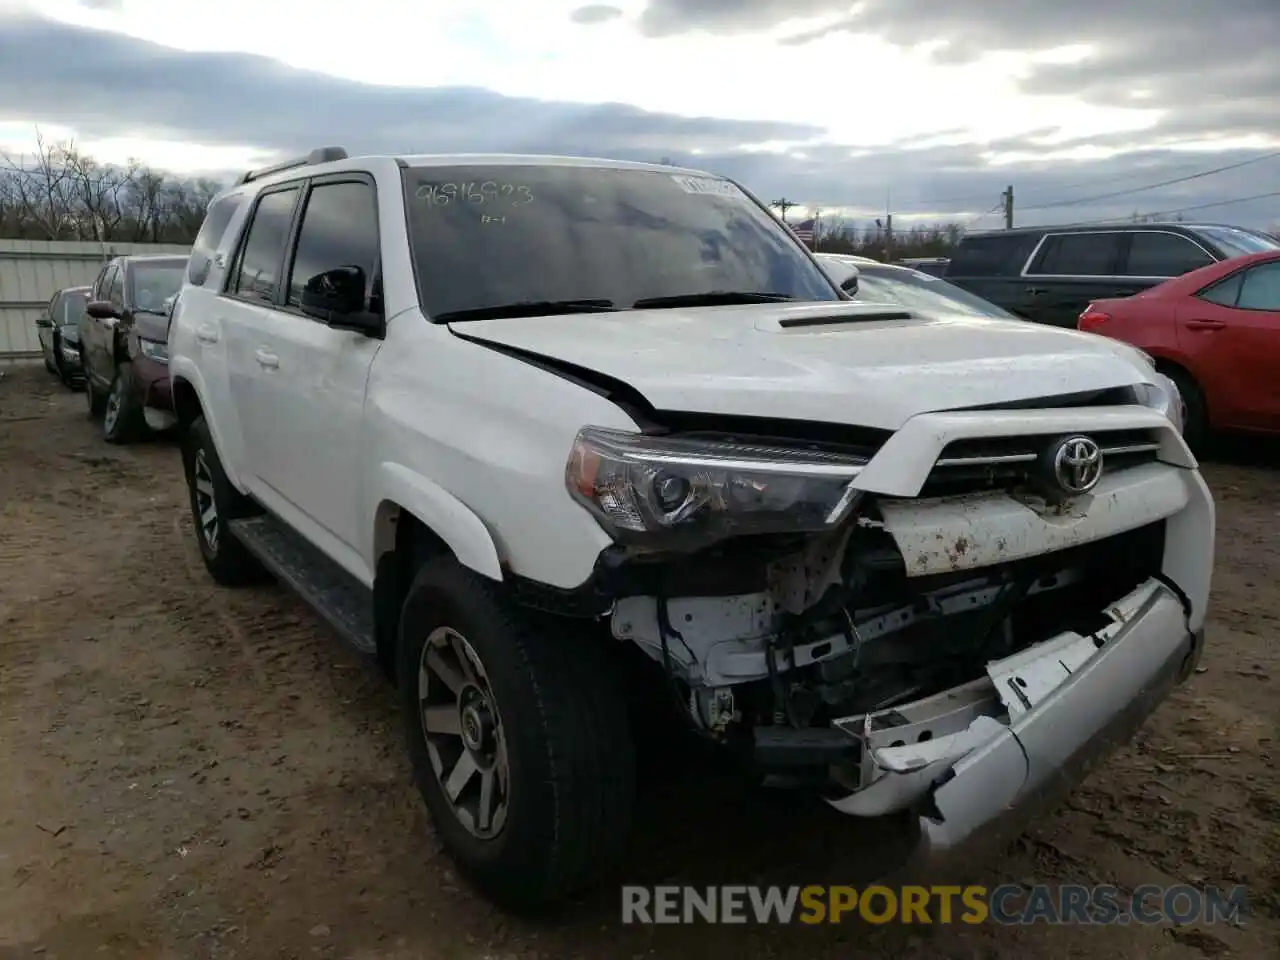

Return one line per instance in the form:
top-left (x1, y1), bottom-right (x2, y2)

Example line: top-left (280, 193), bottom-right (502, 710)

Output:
top-left (370, 464), bottom-right (505, 680)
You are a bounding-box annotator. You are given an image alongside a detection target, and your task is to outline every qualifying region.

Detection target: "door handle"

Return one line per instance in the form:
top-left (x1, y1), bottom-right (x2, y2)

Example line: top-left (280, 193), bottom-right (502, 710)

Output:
top-left (254, 348), bottom-right (280, 370)
top-left (195, 324), bottom-right (219, 344)
top-left (1183, 318), bottom-right (1226, 331)
top-left (1025, 287), bottom-right (1048, 296)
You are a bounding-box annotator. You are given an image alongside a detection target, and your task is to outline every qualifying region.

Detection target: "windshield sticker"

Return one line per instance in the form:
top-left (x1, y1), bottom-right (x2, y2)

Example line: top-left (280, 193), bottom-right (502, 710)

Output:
top-left (416, 182), bottom-right (533, 207)
top-left (670, 175), bottom-right (746, 199)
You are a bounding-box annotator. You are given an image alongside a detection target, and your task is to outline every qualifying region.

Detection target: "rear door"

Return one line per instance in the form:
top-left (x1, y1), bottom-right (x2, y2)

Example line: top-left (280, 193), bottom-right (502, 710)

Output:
top-left (220, 183), bottom-right (305, 493)
top-left (1177, 261), bottom-right (1280, 430)
top-left (1019, 231), bottom-right (1128, 327)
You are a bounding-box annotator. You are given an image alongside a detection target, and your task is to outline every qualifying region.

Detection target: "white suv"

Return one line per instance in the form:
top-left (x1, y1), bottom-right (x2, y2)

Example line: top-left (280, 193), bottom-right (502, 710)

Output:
top-left (168, 147), bottom-right (1213, 910)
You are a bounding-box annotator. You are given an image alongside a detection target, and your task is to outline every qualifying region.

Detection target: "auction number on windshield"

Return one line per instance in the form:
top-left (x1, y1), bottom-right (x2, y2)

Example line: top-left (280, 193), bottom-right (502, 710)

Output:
top-left (416, 182), bottom-right (533, 206)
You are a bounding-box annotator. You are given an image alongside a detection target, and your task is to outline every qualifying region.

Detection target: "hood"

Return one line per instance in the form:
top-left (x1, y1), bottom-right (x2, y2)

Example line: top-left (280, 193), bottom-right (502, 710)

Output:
top-left (450, 302), bottom-right (1151, 430)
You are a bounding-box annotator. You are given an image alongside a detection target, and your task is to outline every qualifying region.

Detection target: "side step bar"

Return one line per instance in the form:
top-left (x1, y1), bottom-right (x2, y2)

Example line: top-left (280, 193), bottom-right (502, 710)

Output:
top-left (227, 515), bottom-right (376, 655)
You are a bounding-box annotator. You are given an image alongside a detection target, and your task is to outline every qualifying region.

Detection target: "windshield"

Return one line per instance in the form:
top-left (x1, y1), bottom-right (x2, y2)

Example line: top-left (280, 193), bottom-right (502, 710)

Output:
top-left (854, 265), bottom-right (1016, 319)
top-left (1193, 225), bottom-right (1280, 258)
top-left (401, 164), bottom-right (840, 319)
top-left (129, 262), bottom-right (186, 313)
top-left (60, 291), bottom-right (89, 325)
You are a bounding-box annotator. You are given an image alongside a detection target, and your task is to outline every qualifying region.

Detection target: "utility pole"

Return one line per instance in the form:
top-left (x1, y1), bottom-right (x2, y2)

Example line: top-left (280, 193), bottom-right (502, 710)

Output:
top-left (1002, 184), bottom-right (1014, 229)
top-left (884, 213), bottom-right (893, 262)
top-left (771, 198), bottom-right (796, 222)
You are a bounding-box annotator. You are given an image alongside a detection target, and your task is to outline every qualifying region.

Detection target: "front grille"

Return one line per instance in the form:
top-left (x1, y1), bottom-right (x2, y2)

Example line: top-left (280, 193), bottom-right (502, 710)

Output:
top-left (920, 428), bottom-right (1161, 498)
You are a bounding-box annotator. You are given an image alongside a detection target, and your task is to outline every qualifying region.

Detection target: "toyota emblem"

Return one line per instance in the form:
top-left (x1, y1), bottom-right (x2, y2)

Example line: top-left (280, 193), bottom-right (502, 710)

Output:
top-left (1052, 435), bottom-right (1104, 495)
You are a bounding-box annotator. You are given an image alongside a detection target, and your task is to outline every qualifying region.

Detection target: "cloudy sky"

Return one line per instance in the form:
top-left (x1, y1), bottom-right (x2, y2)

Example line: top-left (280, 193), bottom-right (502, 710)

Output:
top-left (1, 0), bottom-right (1277, 229)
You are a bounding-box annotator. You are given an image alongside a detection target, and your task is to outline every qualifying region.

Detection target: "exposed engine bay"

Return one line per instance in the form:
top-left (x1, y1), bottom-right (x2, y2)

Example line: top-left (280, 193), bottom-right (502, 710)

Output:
top-left (608, 495), bottom-right (1169, 809)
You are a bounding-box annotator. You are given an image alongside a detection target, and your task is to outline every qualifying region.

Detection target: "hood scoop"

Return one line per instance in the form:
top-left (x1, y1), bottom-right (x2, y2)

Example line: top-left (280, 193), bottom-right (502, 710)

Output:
top-left (777, 310), bottom-right (914, 330)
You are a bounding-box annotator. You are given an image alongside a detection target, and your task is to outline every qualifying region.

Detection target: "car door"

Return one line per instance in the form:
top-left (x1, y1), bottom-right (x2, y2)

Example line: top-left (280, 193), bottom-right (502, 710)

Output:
top-left (84, 263), bottom-right (120, 388)
top-left (251, 175), bottom-right (384, 561)
top-left (1177, 261), bottom-right (1280, 430)
top-left (1019, 232), bottom-right (1130, 326)
top-left (220, 183), bottom-right (305, 496)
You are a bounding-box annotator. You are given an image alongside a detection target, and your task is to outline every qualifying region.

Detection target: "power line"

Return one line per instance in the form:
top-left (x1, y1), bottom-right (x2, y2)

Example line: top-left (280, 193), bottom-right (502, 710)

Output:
top-left (1015, 149), bottom-right (1280, 213)
top-left (890, 147), bottom-right (1280, 212)
top-left (1035, 190), bottom-right (1280, 228)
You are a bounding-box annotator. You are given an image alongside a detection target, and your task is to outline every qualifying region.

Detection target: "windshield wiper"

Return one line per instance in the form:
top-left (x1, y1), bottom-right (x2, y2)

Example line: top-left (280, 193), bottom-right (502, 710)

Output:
top-left (631, 291), bottom-right (798, 309)
top-left (436, 299), bottom-right (618, 322)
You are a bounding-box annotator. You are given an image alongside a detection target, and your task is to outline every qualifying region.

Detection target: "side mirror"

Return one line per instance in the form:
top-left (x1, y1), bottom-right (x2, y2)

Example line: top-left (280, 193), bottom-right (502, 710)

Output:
top-left (299, 266), bottom-right (382, 335)
top-left (85, 300), bottom-right (120, 320)
top-left (36, 316), bottom-right (53, 328)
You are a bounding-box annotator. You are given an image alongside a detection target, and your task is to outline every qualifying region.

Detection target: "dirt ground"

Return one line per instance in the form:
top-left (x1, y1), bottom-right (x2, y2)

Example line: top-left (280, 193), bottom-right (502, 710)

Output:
top-left (0, 361), bottom-right (1275, 960)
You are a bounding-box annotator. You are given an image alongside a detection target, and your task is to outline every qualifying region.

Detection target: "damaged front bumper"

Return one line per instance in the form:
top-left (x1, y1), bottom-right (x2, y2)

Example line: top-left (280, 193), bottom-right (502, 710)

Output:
top-left (826, 577), bottom-right (1200, 862)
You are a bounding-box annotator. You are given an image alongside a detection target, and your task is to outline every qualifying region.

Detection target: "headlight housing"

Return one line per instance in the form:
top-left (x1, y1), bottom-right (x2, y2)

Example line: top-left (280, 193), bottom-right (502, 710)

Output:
top-left (137, 338), bottom-right (169, 364)
top-left (565, 427), bottom-right (867, 550)
top-left (1134, 376), bottom-right (1183, 434)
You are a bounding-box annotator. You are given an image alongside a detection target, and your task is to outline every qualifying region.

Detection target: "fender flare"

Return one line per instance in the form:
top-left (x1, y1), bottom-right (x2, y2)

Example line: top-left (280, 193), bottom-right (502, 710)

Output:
top-left (375, 462), bottom-right (504, 581)
top-left (168, 361), bottom-right (248, 493)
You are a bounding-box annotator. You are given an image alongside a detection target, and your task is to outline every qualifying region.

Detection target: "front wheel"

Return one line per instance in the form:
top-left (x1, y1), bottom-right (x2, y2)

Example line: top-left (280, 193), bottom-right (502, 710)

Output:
top-left (103, 361), bottom-right (146, 444)
top-left (398, 557), bottom-right (636, 911)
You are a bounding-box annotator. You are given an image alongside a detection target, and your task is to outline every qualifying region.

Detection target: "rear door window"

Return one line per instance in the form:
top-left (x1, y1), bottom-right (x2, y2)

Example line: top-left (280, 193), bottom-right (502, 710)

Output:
top-left (1196, 272), bottom-right (1244, 307)
top-left (228, 187), bottom-right (301, 303)
top-left (1123, 232), bottom-right (1214, 278)
top-left (1028, 233), bottom-right (1123, 276)
top-left (1237, 262), bottom-right (1280, 311)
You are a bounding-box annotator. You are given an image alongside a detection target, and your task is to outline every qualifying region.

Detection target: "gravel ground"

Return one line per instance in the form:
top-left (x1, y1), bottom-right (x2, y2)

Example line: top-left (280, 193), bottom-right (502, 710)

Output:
top-left (1, 362), bottom-right (1276, 959)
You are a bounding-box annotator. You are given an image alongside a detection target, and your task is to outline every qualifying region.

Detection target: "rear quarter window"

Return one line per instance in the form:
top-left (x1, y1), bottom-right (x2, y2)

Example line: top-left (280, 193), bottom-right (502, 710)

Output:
top-left (946, 234), bottom-right (1039, 277)
top-left (188, 193), bottom-right (248, 286)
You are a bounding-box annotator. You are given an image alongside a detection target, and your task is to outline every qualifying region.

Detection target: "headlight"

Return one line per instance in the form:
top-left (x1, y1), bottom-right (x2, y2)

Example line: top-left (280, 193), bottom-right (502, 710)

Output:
top-left (1134, 376), bottom-right (1183, 434)
top-left (565, 427), bottom-right (867, 550)
top-left (138, 338), bottom-right (169, 364)
top-left (60, 342), bottom-right (81, 360)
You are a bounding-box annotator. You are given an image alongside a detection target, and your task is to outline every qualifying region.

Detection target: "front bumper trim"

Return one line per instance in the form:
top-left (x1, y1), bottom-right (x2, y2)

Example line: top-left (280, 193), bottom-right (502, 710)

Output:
top-left (901, 578), bottom-right (1198, 871)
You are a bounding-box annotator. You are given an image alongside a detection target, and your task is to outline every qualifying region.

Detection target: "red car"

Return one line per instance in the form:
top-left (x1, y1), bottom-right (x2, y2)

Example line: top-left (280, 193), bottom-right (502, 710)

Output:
top-left (1078, 250), bottom-right (1280, 448)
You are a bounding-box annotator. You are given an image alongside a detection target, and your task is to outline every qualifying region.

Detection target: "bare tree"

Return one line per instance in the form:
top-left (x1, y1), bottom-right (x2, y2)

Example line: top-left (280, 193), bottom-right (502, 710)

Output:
top-left (0, 126), bottom-right (218, 243)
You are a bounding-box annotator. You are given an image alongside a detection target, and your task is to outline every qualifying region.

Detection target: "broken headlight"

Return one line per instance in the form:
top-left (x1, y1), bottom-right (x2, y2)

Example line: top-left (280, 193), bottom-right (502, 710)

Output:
top-left (1134, 375), bottom-right (1184, 434)
top-left (565, 427), bottom-right (866, 549)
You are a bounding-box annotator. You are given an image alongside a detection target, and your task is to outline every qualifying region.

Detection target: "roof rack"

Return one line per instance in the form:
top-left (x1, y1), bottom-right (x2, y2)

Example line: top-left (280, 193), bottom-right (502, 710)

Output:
top-left (232, 146), bottom-right (349, 187)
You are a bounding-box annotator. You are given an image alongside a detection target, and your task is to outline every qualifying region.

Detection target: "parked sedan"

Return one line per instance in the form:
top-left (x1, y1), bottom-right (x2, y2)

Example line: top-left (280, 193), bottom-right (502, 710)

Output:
top-left (79, 254), bottom-right (188, 443)
top-left (815, 253), bottom-right (1017, 319)
top-left (35, 285), bottom-right (91, 388)
top-left (1078, 250), bottom-right (1280, 450)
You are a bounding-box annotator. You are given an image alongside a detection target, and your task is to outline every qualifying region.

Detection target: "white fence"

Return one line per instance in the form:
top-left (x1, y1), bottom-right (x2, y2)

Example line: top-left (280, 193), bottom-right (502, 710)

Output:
top-left (0, 239), bottom-right (190, 359)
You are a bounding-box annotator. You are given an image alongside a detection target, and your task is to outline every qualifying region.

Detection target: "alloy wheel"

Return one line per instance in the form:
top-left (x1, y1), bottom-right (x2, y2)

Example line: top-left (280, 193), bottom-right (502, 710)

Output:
top-left (193, 450), bottom-right (219, 552)
top-left (104, 377), bottom-right (123, 434)
top-left (418, 626), bottom-right (510, 839)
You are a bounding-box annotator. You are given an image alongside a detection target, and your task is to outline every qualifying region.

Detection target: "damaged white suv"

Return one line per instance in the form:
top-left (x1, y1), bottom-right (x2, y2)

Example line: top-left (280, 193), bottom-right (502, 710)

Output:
top-left (167, 148), bottom-right (1213, 910)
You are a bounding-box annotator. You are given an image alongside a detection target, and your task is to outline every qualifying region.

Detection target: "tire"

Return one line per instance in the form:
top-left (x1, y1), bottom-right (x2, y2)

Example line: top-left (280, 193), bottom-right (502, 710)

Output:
top-left (397, 556), bottom-right (636, 911)
top-left (181, 415), bottom-right (267, 586)
top-left (1162, 365), bottom-right (1208, 453)
top-left (103, 361), bottom-right (147, 444)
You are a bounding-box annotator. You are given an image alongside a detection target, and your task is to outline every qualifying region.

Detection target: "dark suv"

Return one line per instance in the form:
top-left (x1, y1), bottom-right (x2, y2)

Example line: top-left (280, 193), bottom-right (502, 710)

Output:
top-left (944, 222), bottom-right (1280, 327)
top-left (79, 254), bottom-right (188, 443)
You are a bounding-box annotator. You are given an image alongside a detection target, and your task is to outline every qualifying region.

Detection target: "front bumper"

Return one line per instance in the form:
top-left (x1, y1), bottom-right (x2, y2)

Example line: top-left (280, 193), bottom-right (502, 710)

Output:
top-left (861, 577), bottom-right (1200, 876)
